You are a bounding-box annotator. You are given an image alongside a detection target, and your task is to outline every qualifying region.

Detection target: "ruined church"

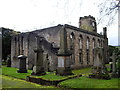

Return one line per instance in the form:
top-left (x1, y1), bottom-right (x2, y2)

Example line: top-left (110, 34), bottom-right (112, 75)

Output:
top-left (11, 15), bottom-right (109, 71)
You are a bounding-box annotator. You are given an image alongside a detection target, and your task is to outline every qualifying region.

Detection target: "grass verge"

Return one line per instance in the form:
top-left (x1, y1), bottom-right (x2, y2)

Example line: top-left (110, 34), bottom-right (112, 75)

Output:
top-left (2, 66), bottom-right (32, 79)
top-left (1, 75), bottom-right (57, 88)
top-left (72, 67), bottom-right (91, 76)
top-left (2, 66), bottom-right (81, 81)
top-left (59, 76), bottom-right (119, 88)
top-left (30, 72), bottom-right (81, 81)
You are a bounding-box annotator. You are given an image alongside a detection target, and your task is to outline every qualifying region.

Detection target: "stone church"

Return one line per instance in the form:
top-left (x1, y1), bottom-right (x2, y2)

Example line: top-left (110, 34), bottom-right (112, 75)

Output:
top-left (11, 15), bottom-right (109, 71)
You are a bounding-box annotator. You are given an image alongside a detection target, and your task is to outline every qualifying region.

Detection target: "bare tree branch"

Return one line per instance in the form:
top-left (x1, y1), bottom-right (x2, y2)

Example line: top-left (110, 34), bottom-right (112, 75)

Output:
top-left (97, 0), bottom-right (119, 26)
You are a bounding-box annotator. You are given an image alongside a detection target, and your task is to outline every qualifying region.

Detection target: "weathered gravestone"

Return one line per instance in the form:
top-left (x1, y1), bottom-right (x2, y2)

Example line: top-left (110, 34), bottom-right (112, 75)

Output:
top-left (44, 53), bottom-right (50, 72)
top-left (6, 55), bottom-right (11, 67)
top-left (89, 47), bottom-right (110, 79)
top-left (56, 25), bottom-right (73, 76)
top-left (31, 37), bottom-right (46, 76)
top-left (110, 51), bottom-right (119, 78)
top-left (109, 58), bottom-right (113, 72)
top-left (17, 55), bottom-right (27, 73)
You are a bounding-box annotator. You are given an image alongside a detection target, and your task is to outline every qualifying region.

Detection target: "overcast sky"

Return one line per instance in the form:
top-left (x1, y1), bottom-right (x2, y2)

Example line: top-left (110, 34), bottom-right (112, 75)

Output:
top-left (0, 0), bottom-right (118, 46)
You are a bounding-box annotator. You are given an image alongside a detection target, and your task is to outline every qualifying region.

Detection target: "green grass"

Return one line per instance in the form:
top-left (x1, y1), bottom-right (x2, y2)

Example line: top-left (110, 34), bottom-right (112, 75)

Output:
top-left (72, 67), bottom-right (91, 75)
top-left (30, 67), bottom-right (91, 81)
top-left (2, 66), bottom-right (119, 88)
top-left (2, 66), bottom-right (32, 79)
top-left (1, 75), bottom-right (57, 88)
top-left (0, 74), bottom-right (2, 89)
top-left (31, 72), bottom-right (67, 80)
top-left (115, 46), bottom-right (120, 48)
top-left (2, 66), bottom-right (81, 81)
top-left (31, 72), bottom-right (82, 81)
top-left (105, 64), bottom-right (110, 72)
top-left (59, 76), bottom-right (119, 88)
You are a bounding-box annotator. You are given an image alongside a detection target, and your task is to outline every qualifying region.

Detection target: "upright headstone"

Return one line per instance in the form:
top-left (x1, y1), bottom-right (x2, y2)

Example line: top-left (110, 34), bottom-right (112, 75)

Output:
top-left (31, 37), bottom-right (46, 75)
top-left (109, 61), bottom-right (113, 72)
top-left (89, 47), bottom-right (110, 79)
top-left (44, 53), bottom-right (50, 72)
top-left (17, 55), bottom-right (27, 73)
top-left (110, 52), bottom-right (117, 73)
top-left (6, 55), bottom-right (11, 67)
top-left (110, 52), bottom-right (118, 77)
top-left (56, 25), bottom-right (73, 76)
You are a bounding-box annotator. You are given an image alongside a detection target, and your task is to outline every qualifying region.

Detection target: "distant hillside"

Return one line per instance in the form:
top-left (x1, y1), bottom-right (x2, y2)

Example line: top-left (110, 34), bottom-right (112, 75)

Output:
top-left (115, 46), bottom-right (120, 48)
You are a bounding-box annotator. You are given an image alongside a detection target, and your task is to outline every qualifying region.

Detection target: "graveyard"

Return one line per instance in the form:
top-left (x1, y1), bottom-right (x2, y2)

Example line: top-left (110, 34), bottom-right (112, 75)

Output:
top-left (2, 47), bottom-right (120, 89)
top-left (1, 27), bottom-right (120, 89)
top-left (1, 45), bottom-right (120, 89)
top-left (1, 63), bottom-right (119, 88)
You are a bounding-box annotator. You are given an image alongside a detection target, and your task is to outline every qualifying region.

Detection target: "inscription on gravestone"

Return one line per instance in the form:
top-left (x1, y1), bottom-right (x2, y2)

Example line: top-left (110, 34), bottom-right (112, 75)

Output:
top-left (58, 57), bottom-right (64, 67)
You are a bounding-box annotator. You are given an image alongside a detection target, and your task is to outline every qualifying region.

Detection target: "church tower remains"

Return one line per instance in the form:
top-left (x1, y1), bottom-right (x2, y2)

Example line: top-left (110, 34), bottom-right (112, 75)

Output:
top-left (79, 15), bottom-right (97, 33)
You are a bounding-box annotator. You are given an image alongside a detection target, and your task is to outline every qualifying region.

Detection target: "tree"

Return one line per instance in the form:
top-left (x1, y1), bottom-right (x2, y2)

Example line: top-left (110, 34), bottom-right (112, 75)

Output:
top-left (97, 0), bottom-right (119, 26)
top-left (2, 27), bottom-right (20, 61)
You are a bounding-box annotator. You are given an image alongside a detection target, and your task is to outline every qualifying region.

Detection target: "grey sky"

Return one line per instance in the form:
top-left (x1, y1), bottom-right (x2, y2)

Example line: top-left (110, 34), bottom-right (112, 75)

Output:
top-left (0, 0), bottom-right (118, 46)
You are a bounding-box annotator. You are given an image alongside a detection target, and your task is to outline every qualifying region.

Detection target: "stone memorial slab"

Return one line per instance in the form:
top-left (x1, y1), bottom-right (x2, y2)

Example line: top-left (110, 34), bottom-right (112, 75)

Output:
top-left (110, 51), bottom-right (119, 78)
top-left (31, 37), bottom-right (46, 76)
top-left (6, 55), bottom-right (11, 67)
top-left (56, 26), bottom-right (73, 76)
top-left (17, 55), bottom-right (27, 73)
top-left (58, 57), bottom-right (64, 67)
top-left (89, 47), bottom-right (110, 79)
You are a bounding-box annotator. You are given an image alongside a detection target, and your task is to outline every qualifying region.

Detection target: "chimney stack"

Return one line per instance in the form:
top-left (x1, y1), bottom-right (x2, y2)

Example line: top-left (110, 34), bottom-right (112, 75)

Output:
top-left (103, 27), bottom-right (107, 38)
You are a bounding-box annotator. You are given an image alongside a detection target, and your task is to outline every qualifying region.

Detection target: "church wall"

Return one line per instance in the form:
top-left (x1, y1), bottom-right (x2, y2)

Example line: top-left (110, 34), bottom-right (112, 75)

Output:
top-left (33, 25), bottom-right (62, 48)
top-left (11, 36), bottom-right (18, 68)
top-left (66, 28), bottom-right (105, 69)
top-left (11, 24), bottom-right (108, 71)
top-left (42, 39), bottom-right (58, 71)
top-left (27, 33), bottom-right (37, 69)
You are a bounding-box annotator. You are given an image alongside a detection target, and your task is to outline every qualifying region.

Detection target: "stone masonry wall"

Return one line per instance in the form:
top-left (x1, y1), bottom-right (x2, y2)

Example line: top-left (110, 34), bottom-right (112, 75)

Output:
top-left (11, 24), bottom-right (108, 71)
top-left (66, 28), bottom-right (105, 69)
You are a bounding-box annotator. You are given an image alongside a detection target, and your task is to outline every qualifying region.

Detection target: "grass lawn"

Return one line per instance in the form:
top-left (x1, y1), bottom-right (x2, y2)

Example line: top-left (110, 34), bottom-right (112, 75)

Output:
top-left (72, 67), bottom-right (91, 75)
top-left (2, 66), bottom-right (32, 79)
top-left (2, 66), bottom-right (81, 81)
top-left (30, 72), bottom-right (81, 81)
top-left (59, 76), bottom-right (119, 88)
top-left (1, 75), bottom-right (57, 89)
top-left (2, 66), bottom-right (119, 89)
top-left (30, 72), bottom-right (67, 80)
top-left (115, 46), bottom-right (120, 48)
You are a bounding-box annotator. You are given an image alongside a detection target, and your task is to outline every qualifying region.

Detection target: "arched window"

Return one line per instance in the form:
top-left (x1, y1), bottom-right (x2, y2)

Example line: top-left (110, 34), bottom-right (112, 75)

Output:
top-left (14, 37), bottom-right (17, 55)
top-left (93, 38), bottom-right (95, 49)
top-left (86, 37), bottom-right (90, 49)
top-left (91, 21), bottom-right (95, 27)
top-left (18, 36), bottom-right (20, 55)
top-left (70, 32), bottom-right (75, 50)
top-left (79, 35), bottom-right (83, 49)
top-left (101, 40), bottom-right (103, 47)
top-left (98, 39), bottom-right (100, 47)
top-left (70, 32), bottom-right (75, 64)
top-left (86, 37), bottom-right (90, 64)
top-left (21, 36), bottom-right (24, 54)
top-left (79, 35), bottom-right (83, 64)
top-left (92, 38), bottom-right (95, 64)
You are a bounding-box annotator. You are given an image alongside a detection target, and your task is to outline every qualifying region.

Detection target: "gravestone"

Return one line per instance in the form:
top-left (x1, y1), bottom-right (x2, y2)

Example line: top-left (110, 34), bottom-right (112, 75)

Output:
top-left (44, 53), bottom-right (50, 72)
top-left (6, 55), bottom-right (11, 67)
top-left (110, 52), bottom-right (119, 78)
top-left (17, 55), bottom-right (27, 73)
top-left (56, 25), bottom-right (73, 76)
top-left (31, 37), bottom-right (46, 76)
top-left (89, 47), bottom-right (110, 79)
top-left (109, 58), bottom-right (113, 72)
